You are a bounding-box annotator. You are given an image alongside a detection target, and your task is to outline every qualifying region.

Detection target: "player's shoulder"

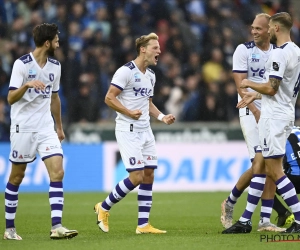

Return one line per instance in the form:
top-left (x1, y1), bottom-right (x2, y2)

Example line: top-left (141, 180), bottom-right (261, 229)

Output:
top-left (123, 61), bottom-right (136, 70)
top-left (243, 41), bottom-right (256, 49)
top-left (47, 57), bottom-right (60, 66)
top-left (18, 53), bottom-right (33, 64)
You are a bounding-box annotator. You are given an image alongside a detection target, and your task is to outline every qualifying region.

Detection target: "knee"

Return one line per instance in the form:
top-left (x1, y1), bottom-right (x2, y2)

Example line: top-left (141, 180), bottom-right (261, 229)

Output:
top-left (129, 171), bottom-right (144, 186)
top-left (50, 168), bottom-right (64, 182)
top-left (9, 172), bottom-right (25, 186)
top-left (143, 169), bottom-right (154, 183)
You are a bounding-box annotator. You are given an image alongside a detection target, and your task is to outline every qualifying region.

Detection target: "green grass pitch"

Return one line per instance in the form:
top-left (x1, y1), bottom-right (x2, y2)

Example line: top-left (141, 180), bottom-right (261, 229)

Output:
top-left (0, 192), bottom-right (299, 250)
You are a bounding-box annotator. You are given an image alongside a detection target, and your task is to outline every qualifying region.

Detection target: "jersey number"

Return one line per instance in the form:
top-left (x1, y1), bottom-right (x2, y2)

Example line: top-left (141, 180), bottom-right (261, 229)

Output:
top-left (293, 73), bottom-right (300, 97)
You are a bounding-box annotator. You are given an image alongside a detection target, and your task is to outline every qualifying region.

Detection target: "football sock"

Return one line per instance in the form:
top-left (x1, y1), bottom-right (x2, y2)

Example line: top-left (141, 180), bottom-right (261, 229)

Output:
top-left (276, 175), bottom-right (300, 223)
top-left (137, 183), bottom-right (153, 227)
top-left (240, 174), bottom-right (266, 222)
top-left (227, 185), bottom-right (243, 207)
top-left (5, 182), bottom-right (19, 228)
top-left (272, 194), bottom-right (288, 216)
top-left (101, 177), bottom-right (135, 211)
top-left (49, 182), bottom-right (64, 226)
top-left (260, 199), bottom-right (273, 223)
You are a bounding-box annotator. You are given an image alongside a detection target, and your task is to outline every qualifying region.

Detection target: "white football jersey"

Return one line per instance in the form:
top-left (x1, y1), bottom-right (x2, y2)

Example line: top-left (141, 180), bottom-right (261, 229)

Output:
top-left (111, 61), bottom-right (156, 132)
top-left (9, 52), bottom-right (61, 132)
top-left (232, 41), bottom-right (274, 116)
top-left (261, 42), bottom-right (300, 120)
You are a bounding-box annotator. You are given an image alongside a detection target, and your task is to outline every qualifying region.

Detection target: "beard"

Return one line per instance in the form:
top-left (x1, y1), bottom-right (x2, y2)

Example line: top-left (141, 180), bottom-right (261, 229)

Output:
top-left (270, 34), bottom-right (277, 45)
top-left (47, 45), bottom-right (55, 57)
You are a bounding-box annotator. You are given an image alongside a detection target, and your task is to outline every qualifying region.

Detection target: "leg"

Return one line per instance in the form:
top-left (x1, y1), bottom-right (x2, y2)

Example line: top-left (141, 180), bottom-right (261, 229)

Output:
top-left (221, 167), bottom-right (252, 228)
top-left (260, 176), bottom-right (276, 224)
top-left (265, 158), bottom-right (300, 233)
top-left (257, 177), bottom-right (285, 232)
top-left (44, 155), bottom-right (78, 239)
top-left (44, 156), bottom-right (64, 227)
top-left (273, 194), bottom-right (293, 227)
top-left (136, 168), bottom-right (166, 234)
top-left (95, 170), bottom-right (140, 233)
top-left (273, 194), bottom-right (288, 216)
top-left (222, 152), bottom-right (265, 234)
top-left (227, 167), bottom-right (252, 206)
top-left (240, 152), bottom-right (265, 222)
top-left (3, 164), bottom-right (26, 240)
top-left (137, 168), bottom-right (154, 228)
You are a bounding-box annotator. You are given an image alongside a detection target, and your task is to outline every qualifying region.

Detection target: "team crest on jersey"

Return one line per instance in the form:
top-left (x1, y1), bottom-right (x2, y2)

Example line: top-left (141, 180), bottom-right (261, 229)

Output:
top-left (272, 62), bottom-right (280, 71)
top-left (251, 53), bottom-right (260, 62)
top-left (28, 69), bottom-right (37, 78)
top-left (134, 72), bottom-right (141, 82)
top-left (150, 78), bottom-right (154, 86)
top-left (49, 73), bottom-right (54, 82)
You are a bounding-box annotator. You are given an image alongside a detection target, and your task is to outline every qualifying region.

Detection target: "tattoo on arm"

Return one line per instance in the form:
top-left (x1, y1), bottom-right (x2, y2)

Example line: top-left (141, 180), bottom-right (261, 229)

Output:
top-left (256, 92), bottom-right (262, 99)
top-left (270, 78), bottom-right (280, 91)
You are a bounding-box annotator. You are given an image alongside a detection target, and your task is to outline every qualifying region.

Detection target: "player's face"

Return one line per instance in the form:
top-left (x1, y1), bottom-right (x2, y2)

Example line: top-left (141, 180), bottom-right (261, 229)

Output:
top-left (144, 39), bottom-right (161, 66)
top-left (251, 17), bottom-right (270, 46)
top-left (268, 21), bottom-right (277, 44)
top-left (47, 35), bottom-right (59, 57)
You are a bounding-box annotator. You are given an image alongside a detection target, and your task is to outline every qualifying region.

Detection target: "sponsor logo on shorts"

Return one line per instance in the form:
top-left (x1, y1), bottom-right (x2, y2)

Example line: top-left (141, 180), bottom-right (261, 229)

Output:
top-left (147, 155), bottom-right (157, 160)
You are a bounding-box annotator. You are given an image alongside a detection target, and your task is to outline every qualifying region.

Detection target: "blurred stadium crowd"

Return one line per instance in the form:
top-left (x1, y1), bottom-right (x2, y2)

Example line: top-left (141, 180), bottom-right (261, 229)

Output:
top-left (0, 0), bottom-right (300, 141)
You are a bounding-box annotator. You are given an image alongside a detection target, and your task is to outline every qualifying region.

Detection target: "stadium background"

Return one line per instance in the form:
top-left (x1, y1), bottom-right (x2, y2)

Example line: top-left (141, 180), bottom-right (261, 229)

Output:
top-left (0, 0), bottom-right (299, 192)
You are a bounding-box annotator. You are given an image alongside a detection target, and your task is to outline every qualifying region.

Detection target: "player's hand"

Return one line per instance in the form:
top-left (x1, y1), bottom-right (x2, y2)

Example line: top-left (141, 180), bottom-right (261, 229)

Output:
top-left (162, 114), bottom-right (176, 125)
top-left (56, 127), bottom-right (65, 142)
top-left (26, 80), bottom-right (46, 91)
top-left (130, 110), bottom-right (142, 120)
top-left (240, 79), bottom-right (250, 89)
top-left (236, 91), bottom-right (256, 109)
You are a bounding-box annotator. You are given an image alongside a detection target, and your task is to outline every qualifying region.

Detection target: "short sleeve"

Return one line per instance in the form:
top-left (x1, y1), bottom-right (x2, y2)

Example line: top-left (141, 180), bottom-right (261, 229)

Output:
top-left (268, 49), bottom-right (286, 80)
top-left (111, 66), bottom-right (131, 90)
top-left (9, 60), bottom-right (26, 89)
top-left (52, 63), bottom-right (61, 92)
top-left (232, 44), bottom-right (248, 73)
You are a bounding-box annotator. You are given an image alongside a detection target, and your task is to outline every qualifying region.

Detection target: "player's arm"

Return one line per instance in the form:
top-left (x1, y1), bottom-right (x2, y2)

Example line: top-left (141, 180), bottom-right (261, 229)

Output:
top-left (105, 85), bottom-right (142, 120)
top-left (149, 98), bottom-right (175, 125)
top-left (240, 77), bottom-right (278, 96)
top-left (233, 72), bottom-right (260, 121)
top-left (7, 80), bottom-right (46, 105)
top-left (51, 92), bottom-right (65, 141)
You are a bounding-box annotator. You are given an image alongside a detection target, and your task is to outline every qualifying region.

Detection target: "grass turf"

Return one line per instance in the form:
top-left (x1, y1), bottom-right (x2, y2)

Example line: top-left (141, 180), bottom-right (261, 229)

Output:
top-left (0, 192), bottom-right (299, 250)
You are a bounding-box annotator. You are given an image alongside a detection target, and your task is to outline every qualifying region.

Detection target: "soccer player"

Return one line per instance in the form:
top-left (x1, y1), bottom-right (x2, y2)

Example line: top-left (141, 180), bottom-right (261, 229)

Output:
top-left (4, 23), bottom-right (78, 240)
top-left (223, 12), bottom-right (300, 234)
top-left (221, 13), bottom-right (284, 232)
top-left (272, 126), bottom-right (300, 227)
top-left (94, 33), bottom-right (175, 234)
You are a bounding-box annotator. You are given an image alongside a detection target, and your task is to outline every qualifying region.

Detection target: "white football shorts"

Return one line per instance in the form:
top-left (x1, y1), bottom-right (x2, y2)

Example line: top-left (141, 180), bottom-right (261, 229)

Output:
top-left (240, 115), bottom-right (261, 161)
top-left (258, 118), bottom-right (293, 158)
top-left (115, 128), bottom-right (158, 172)
top-left (9, 130), bottom-right (63, 164)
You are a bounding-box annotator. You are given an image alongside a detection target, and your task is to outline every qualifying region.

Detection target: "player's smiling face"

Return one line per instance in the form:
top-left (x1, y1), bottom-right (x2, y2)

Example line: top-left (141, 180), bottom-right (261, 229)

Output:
top-left (144, 39), bottom-right (161, 66)
top-left (251, 16), bottom-right (269, 46)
